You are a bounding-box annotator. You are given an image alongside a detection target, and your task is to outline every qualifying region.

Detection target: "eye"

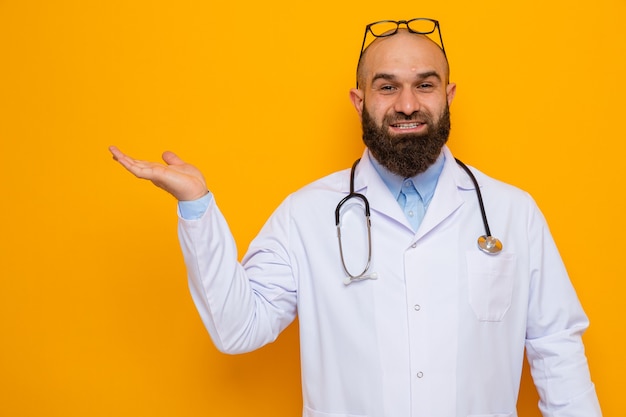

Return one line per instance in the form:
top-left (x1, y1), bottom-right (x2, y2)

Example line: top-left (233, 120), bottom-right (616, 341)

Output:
top-left (377, 84), bottom-right (397, 94)
top-left (417, 82), bottom-right (434, 90)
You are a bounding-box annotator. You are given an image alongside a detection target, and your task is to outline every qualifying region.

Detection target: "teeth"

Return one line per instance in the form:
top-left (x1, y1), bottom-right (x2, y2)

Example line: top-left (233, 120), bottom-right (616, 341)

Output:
top-left (394, 123), bottom-right (420, 129)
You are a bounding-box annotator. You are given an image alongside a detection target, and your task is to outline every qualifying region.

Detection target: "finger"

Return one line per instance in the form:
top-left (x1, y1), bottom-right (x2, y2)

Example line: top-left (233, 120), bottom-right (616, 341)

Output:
top-left (109, 145), bottom-right (125, 161)
top-left (109, 146), bottom-right (149, 165)
top-left (109, 146), bottom-right (146, 167)
top-left (109, 146), bottom-right (137, 169)
top-left (162, 150), bottom-right (186, 166)
top-left (108, 147), bottom-right (158, 179)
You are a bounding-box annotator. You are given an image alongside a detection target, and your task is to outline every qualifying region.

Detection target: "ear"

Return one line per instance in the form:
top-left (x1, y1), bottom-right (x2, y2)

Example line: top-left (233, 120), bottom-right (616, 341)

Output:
top-left (349, 88), bottom-right (364, 118)
top-left (446, 82), bottom-right (457, 104)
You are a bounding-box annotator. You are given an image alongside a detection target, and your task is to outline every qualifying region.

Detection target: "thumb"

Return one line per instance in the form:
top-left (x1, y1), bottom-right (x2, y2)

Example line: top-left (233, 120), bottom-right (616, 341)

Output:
top-left (162, 151), bottom-right (185, 166)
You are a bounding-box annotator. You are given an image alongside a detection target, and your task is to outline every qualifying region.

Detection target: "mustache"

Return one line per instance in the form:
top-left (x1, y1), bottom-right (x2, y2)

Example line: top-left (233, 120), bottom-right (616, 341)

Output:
top-left (384, 112), bottom-right (431, 125)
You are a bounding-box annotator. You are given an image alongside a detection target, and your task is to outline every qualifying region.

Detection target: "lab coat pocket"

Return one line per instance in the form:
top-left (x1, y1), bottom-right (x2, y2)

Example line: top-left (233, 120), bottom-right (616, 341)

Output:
top-left (466, 252), bottom-right (516, 322)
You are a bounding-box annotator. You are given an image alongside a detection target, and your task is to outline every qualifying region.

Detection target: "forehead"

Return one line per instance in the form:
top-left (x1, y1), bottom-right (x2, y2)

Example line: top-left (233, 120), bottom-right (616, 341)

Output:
top-left (360, 32), bottom-right (448, 82)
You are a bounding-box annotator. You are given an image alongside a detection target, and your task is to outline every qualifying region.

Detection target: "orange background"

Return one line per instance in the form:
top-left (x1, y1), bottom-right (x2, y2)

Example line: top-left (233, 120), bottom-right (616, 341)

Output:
top-left (0, 1), bottom-right (623, 416)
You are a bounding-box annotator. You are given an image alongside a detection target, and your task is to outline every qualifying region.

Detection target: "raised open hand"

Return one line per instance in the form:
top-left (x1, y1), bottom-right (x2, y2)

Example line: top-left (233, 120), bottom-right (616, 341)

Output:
top-left (109, 146), bottom-right (208, 201)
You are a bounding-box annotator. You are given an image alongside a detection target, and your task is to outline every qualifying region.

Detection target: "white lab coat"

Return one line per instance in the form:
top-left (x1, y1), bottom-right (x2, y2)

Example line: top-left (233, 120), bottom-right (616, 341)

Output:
top-left (178, 146), bottom-right (601, 417)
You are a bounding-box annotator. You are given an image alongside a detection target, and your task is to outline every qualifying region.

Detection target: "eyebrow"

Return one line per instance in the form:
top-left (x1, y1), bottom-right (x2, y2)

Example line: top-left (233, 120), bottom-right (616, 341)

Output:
top-left (371, 70), bottom-right (442, 84)
top-left (371, 73), bottom-right (396, 84)
top-left (416, 71), bottom-right (442, 81)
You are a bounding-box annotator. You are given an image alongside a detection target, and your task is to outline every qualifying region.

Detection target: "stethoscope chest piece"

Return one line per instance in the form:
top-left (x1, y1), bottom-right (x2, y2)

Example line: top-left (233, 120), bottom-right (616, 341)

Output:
top-left (477, 235), bottom-right (503, 255)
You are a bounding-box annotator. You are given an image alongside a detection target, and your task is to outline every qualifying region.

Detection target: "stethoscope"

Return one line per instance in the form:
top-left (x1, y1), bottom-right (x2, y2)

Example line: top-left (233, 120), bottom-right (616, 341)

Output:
top-left (335, 158), bottom-right (503, 285)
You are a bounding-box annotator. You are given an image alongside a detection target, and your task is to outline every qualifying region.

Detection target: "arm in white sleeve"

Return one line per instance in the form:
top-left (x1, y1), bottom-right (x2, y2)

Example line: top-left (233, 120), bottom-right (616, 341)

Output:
top-left (178, 195), bottom-right (297, 354)
top-left (525, 204), bottom-right (602, 416)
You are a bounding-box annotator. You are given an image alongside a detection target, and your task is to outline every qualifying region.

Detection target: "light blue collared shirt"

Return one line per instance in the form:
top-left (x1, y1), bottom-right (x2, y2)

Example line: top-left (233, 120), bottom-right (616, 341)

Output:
top-left (369, 151), bottom-right (445, 231)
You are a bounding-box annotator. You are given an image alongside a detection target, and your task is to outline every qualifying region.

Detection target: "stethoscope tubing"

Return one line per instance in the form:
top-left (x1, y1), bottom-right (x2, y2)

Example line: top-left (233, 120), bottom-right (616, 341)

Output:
top-left (454, 158), bottom-right (492, 238)
top-left (336, 157), bottom-right (503, 284)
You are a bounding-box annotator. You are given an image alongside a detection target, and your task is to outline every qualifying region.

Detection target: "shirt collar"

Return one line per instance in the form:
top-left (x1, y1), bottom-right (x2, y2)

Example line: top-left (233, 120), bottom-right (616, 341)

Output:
top-left (369, 150), bottom-right (445, 206)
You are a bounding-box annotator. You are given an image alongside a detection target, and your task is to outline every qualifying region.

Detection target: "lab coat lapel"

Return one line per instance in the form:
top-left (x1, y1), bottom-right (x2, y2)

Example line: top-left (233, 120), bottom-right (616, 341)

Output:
top-left (354, 150), bottom-right (413, 230)
top-left (415, 146), bottom-right (473, 241)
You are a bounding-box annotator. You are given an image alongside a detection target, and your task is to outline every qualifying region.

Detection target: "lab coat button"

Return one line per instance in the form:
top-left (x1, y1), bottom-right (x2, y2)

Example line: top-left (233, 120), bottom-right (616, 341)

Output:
top-left (414, 304), bottom-right (421, 311)
top-left (411, 243), bottom-right (417, 248)
top-left (416, 371), bottom-right (424, 378)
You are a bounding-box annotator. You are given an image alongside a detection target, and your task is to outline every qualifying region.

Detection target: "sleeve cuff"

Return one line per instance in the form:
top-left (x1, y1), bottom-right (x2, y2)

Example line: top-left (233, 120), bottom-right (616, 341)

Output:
top-left (178, 192), bottom-right (213, 220)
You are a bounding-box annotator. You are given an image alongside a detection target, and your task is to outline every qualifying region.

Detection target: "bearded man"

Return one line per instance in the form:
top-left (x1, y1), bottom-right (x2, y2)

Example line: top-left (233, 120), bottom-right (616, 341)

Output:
top-left (110, 20), bottom-right (601, 417)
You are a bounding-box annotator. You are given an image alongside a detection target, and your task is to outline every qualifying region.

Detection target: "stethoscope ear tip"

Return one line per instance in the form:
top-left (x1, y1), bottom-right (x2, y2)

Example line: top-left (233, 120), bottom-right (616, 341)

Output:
top-left (477, 235), bottom-right (503, 254)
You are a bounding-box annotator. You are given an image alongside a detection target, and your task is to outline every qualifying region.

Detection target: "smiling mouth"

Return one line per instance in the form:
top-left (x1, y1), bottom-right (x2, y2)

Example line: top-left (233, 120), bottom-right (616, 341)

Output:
top-left (391, 122), bottom-right (424, 130)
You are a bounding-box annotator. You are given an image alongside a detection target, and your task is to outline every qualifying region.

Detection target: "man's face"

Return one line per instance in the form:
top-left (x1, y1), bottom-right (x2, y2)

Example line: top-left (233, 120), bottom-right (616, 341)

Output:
top-left (350, 31), bottom-right (456, 177)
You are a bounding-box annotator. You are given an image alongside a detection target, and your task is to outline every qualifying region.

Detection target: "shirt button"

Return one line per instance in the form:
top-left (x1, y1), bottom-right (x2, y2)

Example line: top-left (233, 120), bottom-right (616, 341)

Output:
top-left (408, 211), bottom-right (414, 217)
top-left (416, 371), bottom-right (424, 378)
top-left (414, 304), bottom-right (421, 311)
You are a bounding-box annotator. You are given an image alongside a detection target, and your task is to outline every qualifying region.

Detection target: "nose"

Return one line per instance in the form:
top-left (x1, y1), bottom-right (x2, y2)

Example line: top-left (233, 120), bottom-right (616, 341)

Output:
top-left (393, 88), bottom-right (421, 116)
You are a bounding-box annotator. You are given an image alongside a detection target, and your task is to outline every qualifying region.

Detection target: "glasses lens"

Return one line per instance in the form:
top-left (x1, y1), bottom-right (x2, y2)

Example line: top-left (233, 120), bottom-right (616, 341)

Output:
top-left (369, 21), bottom-right (400, 37)
top-left (407, 18), bottom-right (436, 34)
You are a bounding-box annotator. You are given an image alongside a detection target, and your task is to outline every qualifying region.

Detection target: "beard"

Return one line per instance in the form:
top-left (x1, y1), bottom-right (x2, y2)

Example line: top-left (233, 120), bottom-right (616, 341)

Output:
top-left (361, 104), bottom-right (451, 178)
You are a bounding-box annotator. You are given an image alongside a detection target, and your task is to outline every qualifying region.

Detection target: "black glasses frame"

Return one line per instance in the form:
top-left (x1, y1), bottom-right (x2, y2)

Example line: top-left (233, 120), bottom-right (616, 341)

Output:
top-left (356, 18), bottom-right (446, 88)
